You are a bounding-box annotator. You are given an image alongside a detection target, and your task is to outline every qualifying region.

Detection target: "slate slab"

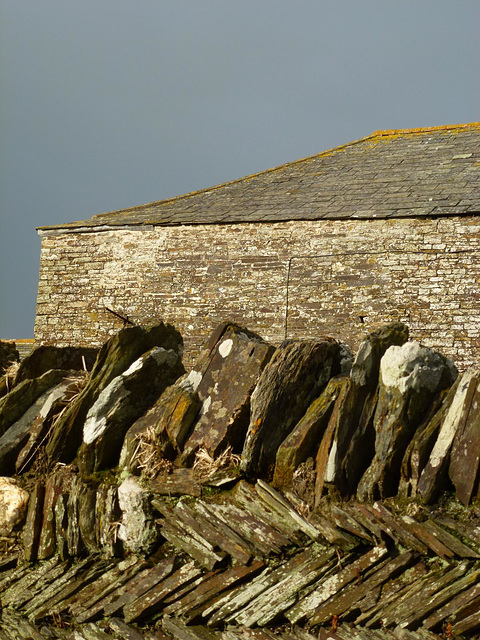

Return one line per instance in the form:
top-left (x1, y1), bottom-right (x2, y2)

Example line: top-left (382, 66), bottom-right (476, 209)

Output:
top-left (357, 342), bottom-right (456, 501)
top-left (0, 368), bottom-right (70, 438)
top-left (78, 345), bottom-right (184, 474)
top-left (241, 338), bottom-right (340, 477)
top-left (418, 367), bottom-right (479, 503)
top-left (449, 369), bottom-right (480, 505)
top-left (46, 322), bottom-right (183, 464)
top-left (13, 345), bottom-right (98, 386)
top-left (181, 323), bottom-right (274, 465)
top-left (120, 381), bottom-right (201, 473)
top-left (272, 374), bottom-right (344, 491)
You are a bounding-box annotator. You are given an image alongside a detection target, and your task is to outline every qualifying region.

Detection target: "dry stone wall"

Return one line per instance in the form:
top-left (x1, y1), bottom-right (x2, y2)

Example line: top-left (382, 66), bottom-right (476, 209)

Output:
top-left (35, 215), bottom-right (480, 368)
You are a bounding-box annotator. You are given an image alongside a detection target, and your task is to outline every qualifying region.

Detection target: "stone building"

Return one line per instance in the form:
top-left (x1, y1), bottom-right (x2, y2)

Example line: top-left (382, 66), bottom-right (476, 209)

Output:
top-left (35, 123), bottom-right (480, 368)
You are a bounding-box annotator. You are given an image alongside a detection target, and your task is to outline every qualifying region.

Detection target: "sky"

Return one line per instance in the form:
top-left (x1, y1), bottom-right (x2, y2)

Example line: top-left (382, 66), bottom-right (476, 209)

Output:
top-left (1, 1), bottom-right (479, 338)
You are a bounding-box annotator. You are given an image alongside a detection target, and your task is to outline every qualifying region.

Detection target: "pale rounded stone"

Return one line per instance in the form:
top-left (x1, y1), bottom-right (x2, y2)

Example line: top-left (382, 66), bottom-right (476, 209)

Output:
top-left (380, 341), bottom-right (455, 394)
top-left (117, 476), bottom-right (159, 553)
top-left (0, 477), bottom-right (29, 535)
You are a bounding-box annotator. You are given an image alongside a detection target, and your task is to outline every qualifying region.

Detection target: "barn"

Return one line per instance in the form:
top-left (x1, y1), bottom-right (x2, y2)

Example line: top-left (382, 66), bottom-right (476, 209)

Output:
top-left (35, 123), bottom-right (480, 368)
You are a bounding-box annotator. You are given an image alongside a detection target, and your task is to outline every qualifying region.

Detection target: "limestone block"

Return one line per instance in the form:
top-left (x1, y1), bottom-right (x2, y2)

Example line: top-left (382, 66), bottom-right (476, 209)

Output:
top-left (0, 477), bottom-right (29, 536)
top-left (117, 476), bottom-right (160, 554)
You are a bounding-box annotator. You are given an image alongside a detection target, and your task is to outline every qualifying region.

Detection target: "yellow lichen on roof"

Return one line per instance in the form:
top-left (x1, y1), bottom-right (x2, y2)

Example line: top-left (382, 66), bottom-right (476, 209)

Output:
top-left (372, 122), bottom-right (480, 137)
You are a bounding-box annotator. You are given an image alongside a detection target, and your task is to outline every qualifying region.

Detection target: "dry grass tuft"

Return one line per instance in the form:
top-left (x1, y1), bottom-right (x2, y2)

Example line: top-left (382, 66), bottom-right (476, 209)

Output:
top-left (292, 458), bottom-right (316, 509)
top-left (16, 373), bottom-right (87, 476)
top-left (193, 445), bottom-right (241, 480)
top-left (4, 360), bottom-right (20, 392)
top-left (134, 426), bottom-right (173, 479)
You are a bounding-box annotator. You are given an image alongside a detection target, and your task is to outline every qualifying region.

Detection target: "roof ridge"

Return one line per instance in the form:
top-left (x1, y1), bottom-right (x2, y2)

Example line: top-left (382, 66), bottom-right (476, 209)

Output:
top-left (372, 122), bottom-right (480, 136)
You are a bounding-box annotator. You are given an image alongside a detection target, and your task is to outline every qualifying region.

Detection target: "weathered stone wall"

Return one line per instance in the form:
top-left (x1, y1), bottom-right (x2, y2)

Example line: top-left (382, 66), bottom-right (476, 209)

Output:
top-left (35, 216), bottom-right (480, 369)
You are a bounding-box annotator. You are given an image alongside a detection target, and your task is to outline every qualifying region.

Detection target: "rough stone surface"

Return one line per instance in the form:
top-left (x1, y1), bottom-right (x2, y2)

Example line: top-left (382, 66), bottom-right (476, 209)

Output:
top-left (272, 375), bottom-right (345, 491)
top-left (120, 380), bottom-right (201, 473)
top-left (241, 338), bottom-right (341, 477)
top-left (418, 368), bottom-right (479, 504)
top-left (78, 345), bottom-right (184, 474)
top-left (449, 370), bottom-right (480, 505)
top-left (350, 323), bottom-right (409, 389)
top-left (34, 214), bottom-right (480, 371)
top-left (0, 477), bottom-right (29, 535)
top-left (46, 323), bottom-right (183, 464)
top-left (181, 323), bottom-right (275, 464)
top-left (357, 342), bottom-right (457, 501)
top-left (15, 376), bottom-right (80, 474)
top-left (314, 376), bottom-right (359, 502)
top-left (117, 476), bottom-right (159, 554)
top-left (0, 368), bottom-right (70, 438)
top-left (13, 345), bottom-right (98, 386)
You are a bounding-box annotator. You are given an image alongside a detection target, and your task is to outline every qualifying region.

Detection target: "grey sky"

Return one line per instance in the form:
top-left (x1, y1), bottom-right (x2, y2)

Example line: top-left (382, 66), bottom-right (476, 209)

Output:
top-left (1, 1), bottom-right (479, 338)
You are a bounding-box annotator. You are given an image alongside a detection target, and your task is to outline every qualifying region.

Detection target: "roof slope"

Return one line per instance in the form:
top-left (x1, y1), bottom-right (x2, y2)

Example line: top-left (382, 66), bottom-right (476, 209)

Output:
top-left (40, 123), bottom-right (480, 231)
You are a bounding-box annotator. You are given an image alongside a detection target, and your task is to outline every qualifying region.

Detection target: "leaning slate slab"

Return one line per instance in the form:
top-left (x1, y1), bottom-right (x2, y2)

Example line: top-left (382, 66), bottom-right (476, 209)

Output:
top-left (13, 345), bottom-right (98, 386)
top-left (78, 345), bottom-right (184, 474)
top-left (341, 322), bottom-right (409, 494)
top-left (46, 323), bottom-right (183, 464)
top-left (357, 341), bottom-right (457, 501)
top-left (449, 369), bottom-right (480, 505)
top-left (0, 368), bottom-right (69, 437)
top-left (418, 367), bottom-right (479, 504)
top-left (0, 377), bottom-right (71, 476)
top-left (272, 375), bottom-right (344, 490)
top-left (180, 323), bottom-right (275, 465)
top-left (119, 379), bottom-right (201, 473)
top-left (241, 338), bottom-right (341, 477)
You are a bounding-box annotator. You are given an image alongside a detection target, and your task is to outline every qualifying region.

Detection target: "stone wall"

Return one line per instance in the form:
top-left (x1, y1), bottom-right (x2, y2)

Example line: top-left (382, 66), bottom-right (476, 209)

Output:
top-left (35, 216), bottom-right (480, 369)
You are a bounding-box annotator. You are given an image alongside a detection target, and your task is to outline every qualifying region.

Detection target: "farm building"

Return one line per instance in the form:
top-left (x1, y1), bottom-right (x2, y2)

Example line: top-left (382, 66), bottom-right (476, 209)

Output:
top-left (35, 123), bottom-right (480, 368)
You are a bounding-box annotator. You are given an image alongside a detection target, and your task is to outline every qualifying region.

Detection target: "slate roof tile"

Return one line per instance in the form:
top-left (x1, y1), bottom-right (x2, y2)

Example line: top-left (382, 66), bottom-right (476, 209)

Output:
top-left (39, 123), bottom-right (480, 232)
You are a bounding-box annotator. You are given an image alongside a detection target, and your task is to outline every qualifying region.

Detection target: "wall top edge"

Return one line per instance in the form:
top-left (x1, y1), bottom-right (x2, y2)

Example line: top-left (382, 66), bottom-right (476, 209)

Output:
top-left (37, 211), bottom-right (480, 237)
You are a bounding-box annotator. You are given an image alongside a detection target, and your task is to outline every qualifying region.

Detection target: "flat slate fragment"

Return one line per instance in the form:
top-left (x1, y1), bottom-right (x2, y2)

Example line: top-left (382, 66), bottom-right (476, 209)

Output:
top-left (124, 561), bottom-right (204, 623)
top-left (102, 555), bottom-right (175, 617)
top-left (164, 560), bottom-right (265, 621)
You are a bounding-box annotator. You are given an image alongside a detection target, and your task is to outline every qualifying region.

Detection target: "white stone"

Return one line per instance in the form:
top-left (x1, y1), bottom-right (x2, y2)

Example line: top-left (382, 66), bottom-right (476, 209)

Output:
top-left (0, 477), bottom-right (29, 535)
top-left (380, 341), bottom-right (451, 394)
top-left (218, 338), bottom-right (233, 358)
top-left (117, 476), bottom-right (157, 553)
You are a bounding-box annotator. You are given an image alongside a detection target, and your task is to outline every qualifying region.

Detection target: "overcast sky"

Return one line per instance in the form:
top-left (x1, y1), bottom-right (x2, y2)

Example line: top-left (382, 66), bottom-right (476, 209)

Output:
top-left (1, 1), bottom-right (479, 339)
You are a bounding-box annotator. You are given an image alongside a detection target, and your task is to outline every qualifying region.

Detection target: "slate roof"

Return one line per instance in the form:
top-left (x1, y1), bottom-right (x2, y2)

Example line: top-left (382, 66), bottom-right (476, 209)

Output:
top-left (39, 123), bottom-right (480, 232)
